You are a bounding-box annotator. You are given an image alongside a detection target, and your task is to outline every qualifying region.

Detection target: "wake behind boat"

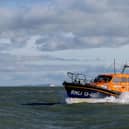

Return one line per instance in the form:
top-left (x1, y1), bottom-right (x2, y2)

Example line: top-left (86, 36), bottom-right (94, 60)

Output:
top-left (63, 64), bottom-right (129, 102)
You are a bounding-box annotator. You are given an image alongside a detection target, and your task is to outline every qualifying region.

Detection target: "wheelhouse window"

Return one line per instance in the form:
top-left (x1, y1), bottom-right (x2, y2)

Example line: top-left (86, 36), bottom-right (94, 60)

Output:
top-left (121, 77), bottom-right (127, 82)
top-left (113, 77), bottom-right (127, 83)
top-left (94, 75), bottom-right (112, 83)
top-left (112, 77), bottom-right (121, 83)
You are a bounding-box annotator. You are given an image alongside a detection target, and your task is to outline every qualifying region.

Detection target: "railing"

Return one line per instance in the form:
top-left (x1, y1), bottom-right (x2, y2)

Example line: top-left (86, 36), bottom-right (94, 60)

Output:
top-left (67, 72), bottom-right (87, 84)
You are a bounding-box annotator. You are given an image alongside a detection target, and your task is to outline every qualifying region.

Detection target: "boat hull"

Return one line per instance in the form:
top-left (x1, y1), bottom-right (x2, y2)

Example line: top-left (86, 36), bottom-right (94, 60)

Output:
top-left (63, 82), bottom-right (120, 99)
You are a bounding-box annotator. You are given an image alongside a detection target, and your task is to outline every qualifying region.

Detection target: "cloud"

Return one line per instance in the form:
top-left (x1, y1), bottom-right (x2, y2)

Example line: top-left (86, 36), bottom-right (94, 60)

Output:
top-left (0, 56), bottom-right (114, 86)
top-left (35, 33), bottom-right (129, 51)
top-left (2, 32), bottom-right (129, 54)
top-left (0, 49), bottom-right (114, 86)
top-left (0, 0), bottom-right (129, 53)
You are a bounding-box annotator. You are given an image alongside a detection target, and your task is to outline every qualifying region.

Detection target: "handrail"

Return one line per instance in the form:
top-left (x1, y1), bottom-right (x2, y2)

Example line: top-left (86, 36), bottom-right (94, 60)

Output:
top-left (121, 65), bottom-right (129, 73)
top-left (67, 72), bottom-right (87, 84)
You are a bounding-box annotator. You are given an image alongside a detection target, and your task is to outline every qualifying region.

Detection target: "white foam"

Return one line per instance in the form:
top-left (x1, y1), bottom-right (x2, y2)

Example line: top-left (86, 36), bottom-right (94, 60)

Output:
top-left (113, 92), bottom-right (129, 104)
top-left (65, 98), bottom-right (107, 104)
top-left (65, 92), bottom-right (129, 104)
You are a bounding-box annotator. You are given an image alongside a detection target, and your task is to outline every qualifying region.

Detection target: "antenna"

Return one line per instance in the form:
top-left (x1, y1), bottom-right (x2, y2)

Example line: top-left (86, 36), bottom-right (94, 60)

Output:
top-left (114, 58), bottom-right (116, 74)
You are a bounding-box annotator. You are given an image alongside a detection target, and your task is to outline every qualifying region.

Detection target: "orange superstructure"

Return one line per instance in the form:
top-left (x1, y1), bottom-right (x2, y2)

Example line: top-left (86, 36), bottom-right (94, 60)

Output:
top-left (92, 73), bottom-right (129, 93)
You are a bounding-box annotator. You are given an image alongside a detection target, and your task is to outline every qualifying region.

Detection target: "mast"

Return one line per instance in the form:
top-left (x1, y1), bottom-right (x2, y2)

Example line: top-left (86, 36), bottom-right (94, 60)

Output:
top-left (114, 59), bottom-right (116, 74)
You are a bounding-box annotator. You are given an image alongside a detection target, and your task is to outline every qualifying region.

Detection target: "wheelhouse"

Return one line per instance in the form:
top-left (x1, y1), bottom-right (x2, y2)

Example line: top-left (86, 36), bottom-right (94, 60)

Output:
top-left (93, 73), bottom-right (129, 92)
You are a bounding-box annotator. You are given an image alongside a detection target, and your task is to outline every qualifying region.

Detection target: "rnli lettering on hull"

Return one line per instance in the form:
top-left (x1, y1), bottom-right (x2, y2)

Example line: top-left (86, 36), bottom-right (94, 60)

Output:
top-left (71, 90), bottom-right (100, 97)
top-left (71, 90), bottom-right (82, 96)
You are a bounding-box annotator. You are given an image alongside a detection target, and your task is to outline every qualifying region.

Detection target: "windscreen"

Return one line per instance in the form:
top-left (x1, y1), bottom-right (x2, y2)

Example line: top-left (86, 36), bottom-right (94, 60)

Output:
top-left (94, 75), bottom-right (112, 83)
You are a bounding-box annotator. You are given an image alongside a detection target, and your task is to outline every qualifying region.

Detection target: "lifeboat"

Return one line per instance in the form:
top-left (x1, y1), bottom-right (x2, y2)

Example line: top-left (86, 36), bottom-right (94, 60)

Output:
top-left (63, 64), bottom-right (129, 100)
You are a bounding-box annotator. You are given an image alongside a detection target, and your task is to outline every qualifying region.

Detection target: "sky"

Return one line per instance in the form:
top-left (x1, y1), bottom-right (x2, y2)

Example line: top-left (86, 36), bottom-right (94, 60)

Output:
top-left (0, 0), bottom-right (129, 86)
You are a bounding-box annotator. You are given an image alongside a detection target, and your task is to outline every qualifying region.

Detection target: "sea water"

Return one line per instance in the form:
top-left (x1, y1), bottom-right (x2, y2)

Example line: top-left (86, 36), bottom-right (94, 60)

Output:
top-left (0, 86), bottom-right (129, 129)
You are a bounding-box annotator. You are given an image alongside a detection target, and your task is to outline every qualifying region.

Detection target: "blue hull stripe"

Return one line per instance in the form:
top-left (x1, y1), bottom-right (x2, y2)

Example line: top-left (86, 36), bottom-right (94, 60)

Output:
top-left (65, 85), bottom-right (118, 97)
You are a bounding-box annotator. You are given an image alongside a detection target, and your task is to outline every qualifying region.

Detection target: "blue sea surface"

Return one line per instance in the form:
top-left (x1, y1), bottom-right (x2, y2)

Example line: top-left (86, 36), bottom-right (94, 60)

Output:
top-left (0, 87), bottom-right (129, 129)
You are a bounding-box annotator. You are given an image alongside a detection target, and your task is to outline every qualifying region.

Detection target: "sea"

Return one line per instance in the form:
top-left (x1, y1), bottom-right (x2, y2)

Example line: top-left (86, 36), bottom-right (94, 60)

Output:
top-left (1, 86), bottom-right (129, 129)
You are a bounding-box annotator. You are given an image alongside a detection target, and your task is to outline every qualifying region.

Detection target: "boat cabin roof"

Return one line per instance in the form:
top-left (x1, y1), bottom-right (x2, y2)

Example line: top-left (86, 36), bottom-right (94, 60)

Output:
top-left (101, 73), bottom-right (129, 78)
top-left (94, 73), bottom-right (129, 84)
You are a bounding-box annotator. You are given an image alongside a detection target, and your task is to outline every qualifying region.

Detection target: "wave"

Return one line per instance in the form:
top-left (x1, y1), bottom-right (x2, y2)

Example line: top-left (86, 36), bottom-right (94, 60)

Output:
top-left (65, 92), bottom-right (129, 104)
